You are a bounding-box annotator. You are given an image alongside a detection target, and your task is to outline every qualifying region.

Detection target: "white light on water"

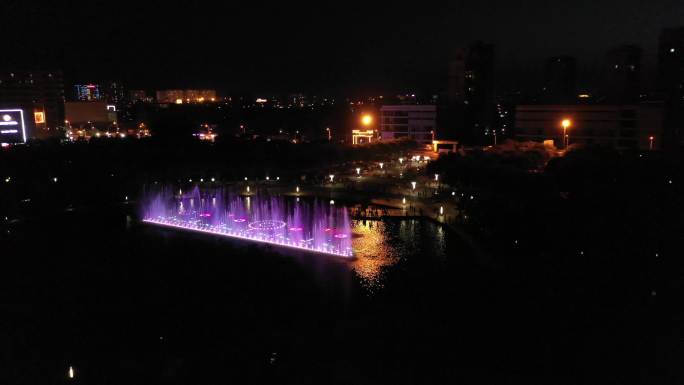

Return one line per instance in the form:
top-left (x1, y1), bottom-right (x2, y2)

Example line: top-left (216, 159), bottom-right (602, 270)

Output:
top-left (68, 366), bottom-right (74, 379)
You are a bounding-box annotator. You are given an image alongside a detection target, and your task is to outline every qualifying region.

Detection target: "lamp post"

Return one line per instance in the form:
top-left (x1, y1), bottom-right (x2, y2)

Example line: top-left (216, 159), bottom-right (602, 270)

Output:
top-left (561, 119), bottom-right (571, 149)
top-left (326, 127), bottom-right (331, 141)
top-left (329, 174), bottom-right (335, 183)
top-left (649, 136), bottom-right (654, 151)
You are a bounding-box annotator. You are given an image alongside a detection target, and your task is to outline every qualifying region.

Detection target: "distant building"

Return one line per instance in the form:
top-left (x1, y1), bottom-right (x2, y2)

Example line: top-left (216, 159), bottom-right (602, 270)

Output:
top-left (102, 81), bottom-right (126, 105)
top-left (604, 45), bottom-right (641, 103)
top-left (74, 84), bottom-right (103, 101)
top-left (0, 70), bottom-right (65, 139)
top-left (129, 90), bottom-right (149, 102)
top-left (156, 89), bottom-right (217, 104)
top-left (445, 41), bottom-right (495, 144)
top-left (65, 101), bottom-right (117, 129)
top-left (542, 56), bottom-right (577, 104)
top-left (515, 104), bottom-right (664, 151)
top-left (657, 27), bottom-right (684, 148)
top-left (380, 105), bottom-right (436, 145)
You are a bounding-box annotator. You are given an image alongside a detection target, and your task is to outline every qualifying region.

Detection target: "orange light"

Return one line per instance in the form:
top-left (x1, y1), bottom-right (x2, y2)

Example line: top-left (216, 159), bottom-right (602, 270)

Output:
top-left (561, 119), bottom-right (571, 129)
top-left (361, 114), bottom-right (373, 126)
top-left (34, 111), bottom-right (45, 124)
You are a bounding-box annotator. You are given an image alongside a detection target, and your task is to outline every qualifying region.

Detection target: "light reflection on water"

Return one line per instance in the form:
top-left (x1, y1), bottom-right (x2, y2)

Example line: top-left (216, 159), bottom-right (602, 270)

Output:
top-left (350, 219), bottom-right (448, 292)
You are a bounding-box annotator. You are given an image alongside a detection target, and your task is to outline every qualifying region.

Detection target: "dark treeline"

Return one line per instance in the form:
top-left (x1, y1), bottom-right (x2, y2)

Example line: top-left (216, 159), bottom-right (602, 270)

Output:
top-left (0, 139), bottom-right (417, 219)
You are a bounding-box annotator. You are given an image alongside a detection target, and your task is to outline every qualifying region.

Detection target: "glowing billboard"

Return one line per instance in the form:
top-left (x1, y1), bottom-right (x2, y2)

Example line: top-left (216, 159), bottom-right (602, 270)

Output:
top-left (0, 109), bottom-right (26, 143)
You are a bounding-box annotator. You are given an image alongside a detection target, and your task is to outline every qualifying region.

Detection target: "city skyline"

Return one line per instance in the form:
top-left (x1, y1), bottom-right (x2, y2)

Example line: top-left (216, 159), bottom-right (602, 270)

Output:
top-left (4, 1), bottom-right (684, 94)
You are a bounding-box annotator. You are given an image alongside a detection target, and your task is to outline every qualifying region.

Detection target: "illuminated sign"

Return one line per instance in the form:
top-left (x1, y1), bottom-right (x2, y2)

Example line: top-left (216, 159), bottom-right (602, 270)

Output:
top-left (34, 111), bottom-right (45, 124)
top-left (0, 109), bottom-right (26, 143)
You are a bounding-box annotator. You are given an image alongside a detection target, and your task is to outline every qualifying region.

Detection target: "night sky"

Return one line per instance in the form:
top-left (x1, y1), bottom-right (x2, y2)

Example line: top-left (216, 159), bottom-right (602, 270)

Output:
top-left (4, 1), bottom-right (684, 94)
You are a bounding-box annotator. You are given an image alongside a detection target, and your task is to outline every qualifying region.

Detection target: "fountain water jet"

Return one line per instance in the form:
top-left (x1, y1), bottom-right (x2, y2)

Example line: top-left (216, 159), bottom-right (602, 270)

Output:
top-left (142, 186), bottom-right (353, 258)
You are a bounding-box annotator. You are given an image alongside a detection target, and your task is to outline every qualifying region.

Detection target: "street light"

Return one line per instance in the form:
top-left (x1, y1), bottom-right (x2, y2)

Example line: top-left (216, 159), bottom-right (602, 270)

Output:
top-left (361, 114), bottom-right (373, 126)
top-left (329, 174), bottom-right (335, 183)
top-left (434, 174), bottom-right (439, 182)
top-left (68, 366), bottom-right (75, 379)
top-left (326, 127), bottom-right (331, 141)
top-left (561, 119), bottom-right (572, 149)
top-left (411, 181), bottom-right (417, 190)
top-left (399, 157), bottom-right (404, 164)
top-left (356, 167), bottom-right (361, 175)
top-left (649, 136), bottom-right (655, 150)
top-left (379, 162), bottom-right (384, 169)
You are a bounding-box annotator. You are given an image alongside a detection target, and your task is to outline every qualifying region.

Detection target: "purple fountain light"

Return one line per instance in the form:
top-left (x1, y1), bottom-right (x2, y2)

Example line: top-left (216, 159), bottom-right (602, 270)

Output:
top-left (142, 186), bottom-right (353, 258)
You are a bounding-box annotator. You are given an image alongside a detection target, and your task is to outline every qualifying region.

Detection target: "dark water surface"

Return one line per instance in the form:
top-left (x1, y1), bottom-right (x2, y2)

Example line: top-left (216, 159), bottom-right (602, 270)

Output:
top-left (1, 205), bottom-right (657, 384)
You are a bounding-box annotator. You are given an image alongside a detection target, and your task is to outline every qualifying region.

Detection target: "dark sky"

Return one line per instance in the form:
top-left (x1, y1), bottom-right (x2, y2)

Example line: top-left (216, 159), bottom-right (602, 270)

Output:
top-left (3, 1), bottom-right (684, 95)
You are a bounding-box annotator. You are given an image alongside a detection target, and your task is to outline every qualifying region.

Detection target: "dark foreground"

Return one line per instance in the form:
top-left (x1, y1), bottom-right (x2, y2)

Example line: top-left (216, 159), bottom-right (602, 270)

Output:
top-left (0, 204), bottom-right (671, 385)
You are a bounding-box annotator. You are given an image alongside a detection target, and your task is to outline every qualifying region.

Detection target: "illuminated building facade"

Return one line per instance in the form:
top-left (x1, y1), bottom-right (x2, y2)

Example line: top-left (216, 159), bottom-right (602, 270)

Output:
top-left (380, 105), bottom-right (436, 145)
top-left (0, 70), bottom-right (65, 139)
top-left (352, 129), bottom-right (375, 144)
top-left (156, 89), bottom-right (217, 104)
top-left (515, 104), bottom-right (664, 150)
top-left (74, 84), bottom-right (103, 101)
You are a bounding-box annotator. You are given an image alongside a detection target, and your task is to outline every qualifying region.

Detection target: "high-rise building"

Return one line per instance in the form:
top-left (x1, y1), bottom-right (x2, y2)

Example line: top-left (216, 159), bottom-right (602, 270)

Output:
top-left (657, 27), bottom-right (684, 148)
top-left (445, 41), bottom-right (495, 144)
top-left (0, 70), bottom-right (65, 139)
top-left (380, 105), bottom-right (436, 145)
top-left (604, 45), bottom-right (641, 103)
top-left (74, 84), bottom-right (102, 101)
top-left (542, 56), bottom-right (577, 104)
top-left (102, 81), bottom-right (126, 105)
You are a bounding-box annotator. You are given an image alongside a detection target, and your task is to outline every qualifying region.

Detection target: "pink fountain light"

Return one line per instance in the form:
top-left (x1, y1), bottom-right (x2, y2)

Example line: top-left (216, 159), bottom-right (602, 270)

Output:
top-left (143, 186), bottom-right (353, 258)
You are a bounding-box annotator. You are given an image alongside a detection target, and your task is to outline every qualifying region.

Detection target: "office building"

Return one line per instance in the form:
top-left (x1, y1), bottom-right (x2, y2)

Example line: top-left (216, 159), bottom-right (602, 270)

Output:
top-left (74, 84), bottom-right (103, 101)
top-left (0, 70), bottom-right (65, 139)
top-left (446, 41), bottom-right (495, 144)
top-left (65, 101), bottom-right (117, 129)
top-left (129, 90), bottom-right (148, 102)
top-left (657, 27), bottom-right (684, 148)
top-left (604, 45), bottom-right (641, 103)
top-left (380, 105), bottom-right (436, 145)
top-left (156, 89), bottom-right (217, 104)
top-left (515, 103), bottom-right (664, 151)
top-left (542, 56), bottom-right (577, 103)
